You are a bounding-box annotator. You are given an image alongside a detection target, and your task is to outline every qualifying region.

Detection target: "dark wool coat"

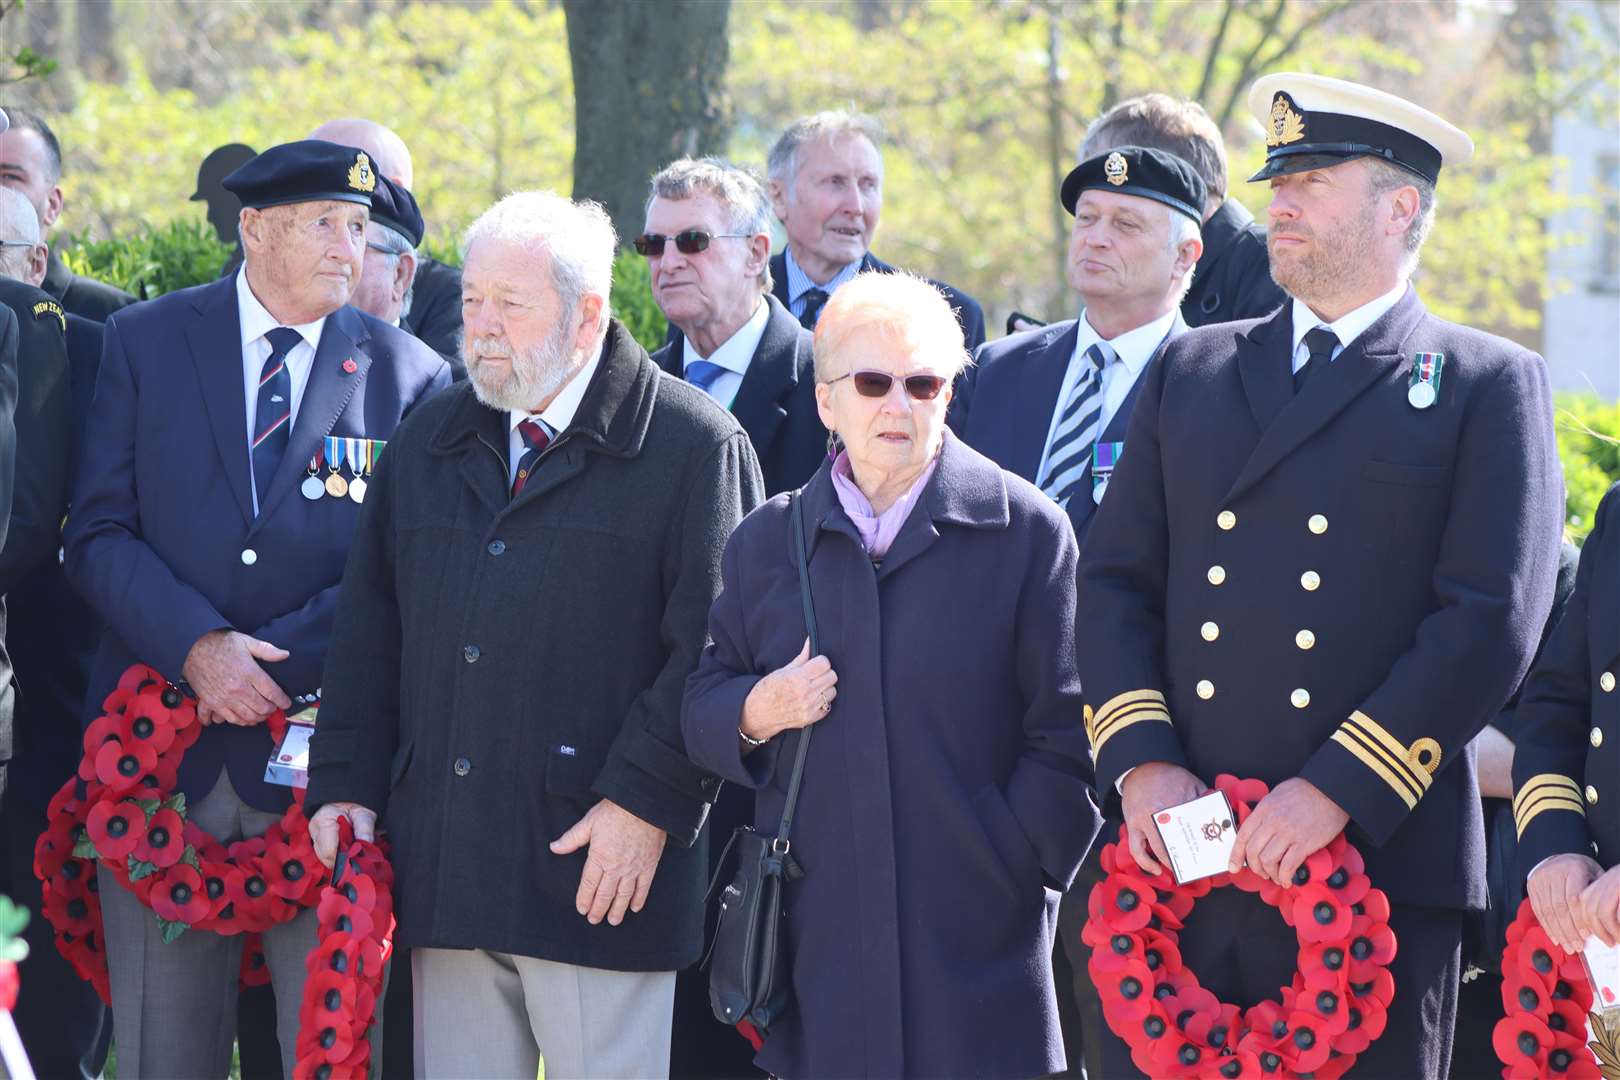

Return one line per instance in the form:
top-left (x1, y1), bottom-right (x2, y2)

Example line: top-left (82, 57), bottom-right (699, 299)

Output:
top-left (684, 431), bottom-right (1101, 1079)
top-left (306, 322), bottom-right (764, 970)
top-left (1180, 198), bottom-right (1287, 328)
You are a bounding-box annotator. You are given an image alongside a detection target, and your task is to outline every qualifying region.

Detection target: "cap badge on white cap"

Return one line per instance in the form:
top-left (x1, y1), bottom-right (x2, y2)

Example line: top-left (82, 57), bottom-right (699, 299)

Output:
top-left (1104, 151), bottom-right (1128, 186)
top-left (1267, 93), bottom-right (1307, 148)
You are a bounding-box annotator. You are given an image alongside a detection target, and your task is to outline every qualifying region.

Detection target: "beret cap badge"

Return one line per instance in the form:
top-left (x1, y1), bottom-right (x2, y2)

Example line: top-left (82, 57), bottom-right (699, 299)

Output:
top-left (1267, 92), bottom-right (1307, 148)
top-left (347, 152), bottom-right (377, 194)
top-left (1104, 151), bottom-right (1129, 186)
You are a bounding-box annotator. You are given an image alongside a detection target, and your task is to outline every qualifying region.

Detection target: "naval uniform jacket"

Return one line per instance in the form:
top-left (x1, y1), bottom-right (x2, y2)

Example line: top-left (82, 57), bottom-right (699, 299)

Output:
top-left (1075, 287), bottom-right (1563, 910)
top-left (1512, 482), bottom-right (1620, 874)
top-left (64, 278), bottom-right (452, 812)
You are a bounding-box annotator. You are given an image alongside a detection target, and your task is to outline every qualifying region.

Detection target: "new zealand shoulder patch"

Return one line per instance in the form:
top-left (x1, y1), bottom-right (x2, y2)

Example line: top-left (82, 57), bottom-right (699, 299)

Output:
top-left (32, 299), bottom-right (65, 332)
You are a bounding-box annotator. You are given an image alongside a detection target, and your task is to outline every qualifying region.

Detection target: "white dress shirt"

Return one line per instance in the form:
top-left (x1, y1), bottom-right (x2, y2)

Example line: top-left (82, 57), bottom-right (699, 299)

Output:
top-left (237, 270), bottom-right (325, 513)
top-left (1288, 281), bottom-right (1408, 373)
top-left (506, 350), bottom-right (601, 487)
top-left (682, 298), bottom-right (770, 409)
top-left (1035, 307), bottom-right (1178, 484)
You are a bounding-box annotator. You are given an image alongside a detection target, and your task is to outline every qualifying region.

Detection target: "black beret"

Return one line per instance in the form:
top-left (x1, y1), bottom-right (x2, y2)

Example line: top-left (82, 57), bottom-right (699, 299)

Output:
top-left (221, 140), bottom-right (379, 211)
top-left (369, 174), bottom-right (425, 248)
top-left (1061, 146), bottom-right (1207, 223)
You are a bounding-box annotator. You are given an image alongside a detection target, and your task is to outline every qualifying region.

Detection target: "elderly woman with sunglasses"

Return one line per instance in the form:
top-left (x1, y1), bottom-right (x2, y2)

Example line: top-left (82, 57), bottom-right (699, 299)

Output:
top-left (683, 271), bottom-right (1101, 1079)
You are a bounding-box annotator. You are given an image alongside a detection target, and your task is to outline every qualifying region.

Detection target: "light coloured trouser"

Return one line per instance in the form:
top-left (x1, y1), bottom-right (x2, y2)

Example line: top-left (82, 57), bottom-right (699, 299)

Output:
top-left (412, 947), bottom-right (675, 1080)
top-left (98, 771), bottom-right (353, 1079)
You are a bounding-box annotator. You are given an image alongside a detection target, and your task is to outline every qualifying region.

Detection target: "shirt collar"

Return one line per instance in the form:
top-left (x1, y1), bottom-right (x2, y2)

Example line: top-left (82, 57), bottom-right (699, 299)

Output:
top-left (1075, 306), bottom-right (1179, 376)
top-left (684, 297), bottom-right (769, 374)
top-left (509, 349), bottom-right (602, 440)
top-left (236, 267), bottom-right (327, 354)
top-left (1289, 280), bottom-right (1408, 356)
top-left (784, 245), bottom-right (863, 303)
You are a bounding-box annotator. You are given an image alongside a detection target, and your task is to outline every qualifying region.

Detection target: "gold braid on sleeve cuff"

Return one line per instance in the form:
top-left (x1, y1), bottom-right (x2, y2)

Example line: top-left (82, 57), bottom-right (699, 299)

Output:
top-left (1088, 689), bottom-right (1171, 757)
top-left (1513, 773), bottom-right (1587, 838)
top-left (1327, 710), bottom-right (1440, 811)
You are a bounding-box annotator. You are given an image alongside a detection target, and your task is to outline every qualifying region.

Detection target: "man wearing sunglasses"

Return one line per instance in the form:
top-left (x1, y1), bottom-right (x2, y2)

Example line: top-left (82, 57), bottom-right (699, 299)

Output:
top-left (642, 158), bottom-right (824, 501)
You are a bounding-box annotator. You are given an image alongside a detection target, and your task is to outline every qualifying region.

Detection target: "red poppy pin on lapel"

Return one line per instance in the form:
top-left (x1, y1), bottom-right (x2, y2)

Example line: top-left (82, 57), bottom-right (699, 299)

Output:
top-left (342, 358), bottom-right (358, 374)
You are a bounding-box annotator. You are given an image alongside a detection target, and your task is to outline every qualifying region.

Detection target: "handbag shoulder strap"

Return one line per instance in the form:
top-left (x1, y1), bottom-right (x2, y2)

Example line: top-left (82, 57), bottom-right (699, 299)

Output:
top-left (774, 492), bottom-right (817, 848)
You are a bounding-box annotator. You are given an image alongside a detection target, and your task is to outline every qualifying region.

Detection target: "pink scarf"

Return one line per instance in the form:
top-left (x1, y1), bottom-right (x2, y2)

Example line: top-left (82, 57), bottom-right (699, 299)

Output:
top-left (829, 449), bottom-right (939, 559)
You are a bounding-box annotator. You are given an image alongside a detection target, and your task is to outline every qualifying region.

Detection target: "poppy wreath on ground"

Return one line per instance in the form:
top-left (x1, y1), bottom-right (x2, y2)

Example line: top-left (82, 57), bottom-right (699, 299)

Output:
top-left (1083, 774), bottom-right (1398, 1079)
top-left (1492, 898), bottom-right (1618, 1079)
top-left (33, 662), bottom-right (396, 1069)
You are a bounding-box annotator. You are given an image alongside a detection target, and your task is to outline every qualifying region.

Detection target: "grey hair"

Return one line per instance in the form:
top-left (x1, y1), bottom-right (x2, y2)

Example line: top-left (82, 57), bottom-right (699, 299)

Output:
top-left (0, 186), bottom-right (40, 280)
top-left (1082, 93), bottom-right (1227, 203)
top-left (368, 220), bottom-right (418, 320)
top-left (766, 110), bottom-right (885, 189)
top-left (645, 157), bottom-right (774, 291)
top-left (1363, 158), bottom-right (1437, 275)
top-left (1167, 209), bottom-right (1203, 305)
top-left (462, 191), bottom-right (617, 335)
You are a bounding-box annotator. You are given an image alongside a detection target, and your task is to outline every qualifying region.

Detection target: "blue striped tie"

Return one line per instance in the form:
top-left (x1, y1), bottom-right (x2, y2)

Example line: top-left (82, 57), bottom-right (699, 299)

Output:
top-left (1040, 344), bottom-right (1107, 507)
top-left (685, 359), bottom-right (727, 395)
top-left (251, 327), bottom-right (303, 510)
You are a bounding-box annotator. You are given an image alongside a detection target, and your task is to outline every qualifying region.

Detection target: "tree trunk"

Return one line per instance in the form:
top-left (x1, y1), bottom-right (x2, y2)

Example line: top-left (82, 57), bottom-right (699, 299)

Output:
top-left (77, 0), bottom-right (122, 83)
top-left (564, 0), bottom-right (732, 247)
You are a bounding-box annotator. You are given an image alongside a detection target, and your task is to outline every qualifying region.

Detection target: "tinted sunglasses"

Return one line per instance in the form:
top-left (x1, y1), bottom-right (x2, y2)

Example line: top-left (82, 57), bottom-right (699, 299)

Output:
top-left (825, 369), bottom-right (948, 401)
top-left (632, 230), bottom-right (749, 257)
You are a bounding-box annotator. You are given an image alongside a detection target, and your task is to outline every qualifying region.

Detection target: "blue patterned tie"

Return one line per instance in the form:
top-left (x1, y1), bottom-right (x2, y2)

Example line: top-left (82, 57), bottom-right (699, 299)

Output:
top-left (251, 327), bottom-right (303, 510)
top-left (685, 359), bottom-right (728, 395)
top-left (1040, 344), bottom-right (1108, 507)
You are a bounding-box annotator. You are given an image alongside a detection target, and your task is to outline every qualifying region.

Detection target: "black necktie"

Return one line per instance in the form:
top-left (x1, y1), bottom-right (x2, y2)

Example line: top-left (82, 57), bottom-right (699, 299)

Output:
top-left (1295, 327), bottom-right (1340, 394)
top-left (798, 288), bottom-right (829, 330)
top-left (251, 327), bottom-right (303, 509)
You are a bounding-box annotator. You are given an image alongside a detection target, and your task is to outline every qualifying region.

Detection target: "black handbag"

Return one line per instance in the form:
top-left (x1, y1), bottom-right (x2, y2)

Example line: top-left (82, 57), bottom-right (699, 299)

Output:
top-left (704, 491), bottom-right (818, 1033)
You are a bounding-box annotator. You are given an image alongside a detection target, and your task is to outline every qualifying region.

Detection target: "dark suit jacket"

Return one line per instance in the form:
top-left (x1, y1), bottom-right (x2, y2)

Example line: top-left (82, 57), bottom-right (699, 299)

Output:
top-left (1076, 288), bottom-right (1564, 910)
top-left (1182, 199), bottom-right (1286, 328)
top-left (400, 256), bottom-right (465, 376)
top-left (0, 304), bottom-right (18, 786)
top-left (651, 295), bottom-right (823, 497)
top-left (63, 279), bottom-right (452, 811)
top-left (43, 249), bottom-right (135, 323)
top-left (952, 313), bottom-right (1184, 546)
top-left (769, 250), bottom-right (988, 350)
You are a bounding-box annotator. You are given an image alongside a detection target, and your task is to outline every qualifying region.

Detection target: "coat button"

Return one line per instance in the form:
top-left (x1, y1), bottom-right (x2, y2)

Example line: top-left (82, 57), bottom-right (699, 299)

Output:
top-left (1201, 622), bottom-right (1219, 642)
top-left (1291, 688), bottom-right (1311, 709)
top-left (1296, 629), bottom-right (1316, 650)
top-left (487, 539), bottom-right (506, 556)
top-left (1602, 672), bottom-right (1615, 693)
top-left (1217, 510), bottom-right (1237, 531)
top-left (241, 549), bottom-right (258, 566)
top-left (1308, 514), bottom-right (1328, 535)
top-left (1300, 570), bottom-right (1321, 591)
top-left (454, 757), bottom-right (471, 777)
top-left (1592, 728), bottom-right (1604, 749)
top-left (1586, 785), bottom-right (1599, 805)
top-left (1196, 680), bottom-right (1215, 699)
top-left (1207, 565), bottom-right (1226, 586)
top-left (463, 644), bottom-right (481, 663)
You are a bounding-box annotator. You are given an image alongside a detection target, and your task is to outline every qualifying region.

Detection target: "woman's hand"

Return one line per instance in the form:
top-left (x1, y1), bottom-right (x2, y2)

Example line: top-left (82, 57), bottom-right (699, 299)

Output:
top-left (739, 638), bottom-right (838, 746)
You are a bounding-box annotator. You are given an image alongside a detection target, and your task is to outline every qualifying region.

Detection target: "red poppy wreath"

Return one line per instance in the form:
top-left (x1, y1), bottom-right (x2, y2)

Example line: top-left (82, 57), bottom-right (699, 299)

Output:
top-left (32, 664), bottom-right (395, 1078)
top-left (1491, 898), bottom-right (1617, 1079)
top-left (1083, 774), bottom-right (1397, 1079)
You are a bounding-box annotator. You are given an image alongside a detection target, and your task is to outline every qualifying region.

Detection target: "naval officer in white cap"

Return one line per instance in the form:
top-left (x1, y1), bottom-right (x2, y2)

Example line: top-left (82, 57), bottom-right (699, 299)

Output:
top-left (1074, 72), bottom-right (1564, 1078)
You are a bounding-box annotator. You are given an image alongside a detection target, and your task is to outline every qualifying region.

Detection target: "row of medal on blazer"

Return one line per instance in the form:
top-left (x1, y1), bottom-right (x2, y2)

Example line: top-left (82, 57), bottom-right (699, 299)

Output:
top-left (303, 435), bottom-right (385, 503)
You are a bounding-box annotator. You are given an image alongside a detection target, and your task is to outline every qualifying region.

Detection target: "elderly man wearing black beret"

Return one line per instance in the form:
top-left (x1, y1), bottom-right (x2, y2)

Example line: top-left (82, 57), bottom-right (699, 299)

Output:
top-left (350, 174), bottom-right (424, 334)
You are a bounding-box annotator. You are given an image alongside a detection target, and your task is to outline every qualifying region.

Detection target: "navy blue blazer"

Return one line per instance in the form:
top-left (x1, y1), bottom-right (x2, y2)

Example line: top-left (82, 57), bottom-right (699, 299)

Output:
top-left (953, 313), bottom-right (1185, 545)
top-left (651, 294), bottom-right (823, 497)
top-left (64, 277), bottom-right (451, 811)
top-left (1075, 288), bottom-right (1563, 910)
top-left (769, 250), bottom-right (988, 350)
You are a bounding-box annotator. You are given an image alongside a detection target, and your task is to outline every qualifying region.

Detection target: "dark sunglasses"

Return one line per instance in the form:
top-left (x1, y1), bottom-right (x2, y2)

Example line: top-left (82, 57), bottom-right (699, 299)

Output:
top-left (632, 230), bottom-right (749, 257)
top-left (825, 369), bottom-right (949, 401)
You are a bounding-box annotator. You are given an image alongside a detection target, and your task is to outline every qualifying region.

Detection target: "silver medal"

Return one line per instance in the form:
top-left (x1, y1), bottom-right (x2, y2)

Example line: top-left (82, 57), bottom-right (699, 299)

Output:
top-left (348, 476), bottom-right (367, 503)
top-left (1407, 382), bottom-right (1436, 409)
top-left (301, 475), bottom-right (325, 500)
top-left (1092, 479), bottom-right (1108, 505)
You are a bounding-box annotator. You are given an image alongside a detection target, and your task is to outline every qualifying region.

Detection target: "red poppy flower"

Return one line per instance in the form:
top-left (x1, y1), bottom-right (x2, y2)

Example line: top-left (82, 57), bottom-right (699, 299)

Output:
top-left (1214, 774), bottom-right (1270, 807)
top-left (1097, 957), bottom-right (1156, 1021)
top-left (229, 836), bottom-right (269, 863)
top-left (1091, 928), bottom-right (1145, 973)
top-left (43, 883), bottom-right (95, 936)
top-left (1493, 1012), bottom-right (1554, 1069)
top-left (1292, 883), bottom-right (1351, 944)
top-left (123, 695), bottom-right (178, 754)
top-left (152, 864), bottom-right (210, 924)
top-left (132, 808), bottom-right (186, 869)
top-left (1299, 941), bottom-right (1352, 991)
top-left (1207, 1048), bottom-right (1263, 1079)
top-left (93, 738), bottom-right (157, 791)
top-left (115, 664), bottom-right (164, 696)
top-left (265, 842), bottom-right (319, 902)
top-left (1093, 872), bottom-right (1156, 933)
top-left (195, 887), bottom-right (242, 935)
top-left (86, 799), bottom-right (145, 860)
top-left (82, 713), bottom-right (133, 758)
top-left (1355, 888), bottom-right (1391, 924)
top-left (240, 939), bottom-right (271, 987)
top-left (131, 757), bottom-right (180, 798)
top-left (1345, 916), bottom-right (1397, 981)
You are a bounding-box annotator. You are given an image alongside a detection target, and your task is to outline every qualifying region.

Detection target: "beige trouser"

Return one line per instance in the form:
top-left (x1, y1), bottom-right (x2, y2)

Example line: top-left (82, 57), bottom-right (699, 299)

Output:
top-left (412, 947), bottom-right (675, 1080)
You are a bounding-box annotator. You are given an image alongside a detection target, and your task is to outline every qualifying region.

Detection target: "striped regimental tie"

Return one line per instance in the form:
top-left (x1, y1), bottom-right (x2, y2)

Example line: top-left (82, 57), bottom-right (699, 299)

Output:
top-left (250, 327), bottom-right (304, 510)
top-left (1040, 343), bottom-right (1108, 507)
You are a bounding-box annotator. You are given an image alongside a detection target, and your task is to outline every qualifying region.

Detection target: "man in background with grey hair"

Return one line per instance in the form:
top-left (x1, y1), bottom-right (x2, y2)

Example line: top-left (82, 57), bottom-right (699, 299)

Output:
top-left (766, 110), bottom-right (986, 348)
top-left (306, 190), bottom-right (762, 1078)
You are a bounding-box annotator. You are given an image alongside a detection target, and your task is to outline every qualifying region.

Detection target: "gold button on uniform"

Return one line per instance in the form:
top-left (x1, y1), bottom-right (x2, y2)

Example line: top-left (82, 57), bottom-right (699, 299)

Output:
top-left (1217, 510), bottom-right (1236, 531)
top-left (1592, 728), bottom-right (1605, 749)
top-left (1196, 680), bottom-right (1215, 699)
top-left (1207, 565), bottom-right (1226, 586)
top-left (1201, 622), bottom-right (1220, 642)
top-left (1586, 785), bottom-right (1599, 805)
top-left (1296, 629), bottom-right (1316, 650)
top-left (1301, 570), bottom-right (1321, 591)
top-left (1308, 514), bottom-right (1328, 534)
top-left (1602, 672), bottom-right (1615, 693)
top-left (1291, 688), bottom-right (1311, 709)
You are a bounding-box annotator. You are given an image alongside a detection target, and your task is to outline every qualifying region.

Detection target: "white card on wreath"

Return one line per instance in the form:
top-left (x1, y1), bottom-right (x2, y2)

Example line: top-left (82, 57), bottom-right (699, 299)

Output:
top-left (1152, 790), bottom-right (1237, 885)
top-left (263, 722), bottom-right (316, 790)
top-left (1584, 936), bottom-right (1620, 1015)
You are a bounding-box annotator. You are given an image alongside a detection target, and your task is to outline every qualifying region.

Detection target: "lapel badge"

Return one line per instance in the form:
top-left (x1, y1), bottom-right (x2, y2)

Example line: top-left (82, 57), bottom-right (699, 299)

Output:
top-left (1407, 352), bottom-right (1444, 409)
top-left (342, 357), bottom-right (358, 375)
top-left (1267, 92), bottom-right (1307, 148)
top-left (1092, 441), bottom-right (1124, 504)
top-left (347, 152), bottom-right (376, 194)
top-left (1104, 151), bottom-right (1129, 186)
